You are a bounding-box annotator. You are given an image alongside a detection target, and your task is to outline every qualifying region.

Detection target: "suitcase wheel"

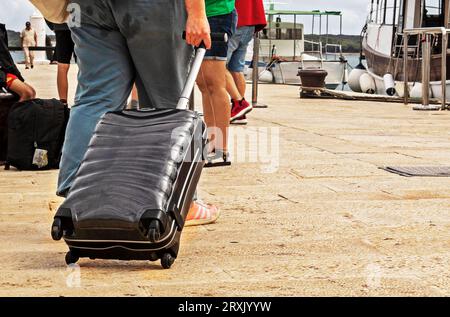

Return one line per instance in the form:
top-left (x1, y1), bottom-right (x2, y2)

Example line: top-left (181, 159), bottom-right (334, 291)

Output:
top-left (51, 218), bottom-right (63, 241)
top-left (147, 220), bottom-right (162, 243)
top-left (161, 253), bottom-right (175, 269)
top-left (65, 250), bottom-right (80, 265)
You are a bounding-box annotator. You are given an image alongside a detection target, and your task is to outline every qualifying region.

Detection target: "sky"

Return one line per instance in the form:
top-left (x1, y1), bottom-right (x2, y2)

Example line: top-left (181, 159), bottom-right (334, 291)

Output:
top-left (0, 0), bottom-right (369, 35)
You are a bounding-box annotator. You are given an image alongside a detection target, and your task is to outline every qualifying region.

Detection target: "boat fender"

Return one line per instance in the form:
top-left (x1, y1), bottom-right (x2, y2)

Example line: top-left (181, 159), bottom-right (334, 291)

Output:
top-left (343, 68), bottom-right (349, 85)
top-left (410, 83), bottom-right (433, 99)
top-left (383, 73), bottom-right (396, 96)
top-left (348, 62), bottom-right (366, 92)
top-left (359, 73), bottom-right (376, 94)
top-left (259, 70), bottom-right (274, 83)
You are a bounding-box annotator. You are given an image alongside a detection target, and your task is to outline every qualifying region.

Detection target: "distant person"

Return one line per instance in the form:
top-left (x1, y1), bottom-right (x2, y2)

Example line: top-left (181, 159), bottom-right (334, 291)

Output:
top-left (20, 22), bottom-right (37, 70)
top-left (196, 0), bottom-right (235, 166)
top-left (226, 0), bottom-right (267, 125)
top-left (1, 25), bottom-right (35, 101)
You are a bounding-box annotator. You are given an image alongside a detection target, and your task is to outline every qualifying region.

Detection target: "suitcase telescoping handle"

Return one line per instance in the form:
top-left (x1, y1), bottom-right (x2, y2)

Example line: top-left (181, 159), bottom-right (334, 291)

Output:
top-left (176, 32), bottom-right (228, 110)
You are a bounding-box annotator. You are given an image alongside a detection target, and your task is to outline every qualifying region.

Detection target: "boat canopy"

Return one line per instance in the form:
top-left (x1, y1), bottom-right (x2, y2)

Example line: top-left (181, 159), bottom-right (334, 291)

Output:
top-left (265, 9), bottom-right (343, 37)
top-left (266, 10), bottom-right (342, 16)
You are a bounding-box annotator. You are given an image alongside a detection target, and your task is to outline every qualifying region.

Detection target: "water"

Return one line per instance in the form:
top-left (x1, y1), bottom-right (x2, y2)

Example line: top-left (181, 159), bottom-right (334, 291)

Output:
top-left (343, 54), bottom-right (362, 69)
top-left (341, 54), bottom-right (361, 91)
top-left (11, 51), bottom-right (24, 63)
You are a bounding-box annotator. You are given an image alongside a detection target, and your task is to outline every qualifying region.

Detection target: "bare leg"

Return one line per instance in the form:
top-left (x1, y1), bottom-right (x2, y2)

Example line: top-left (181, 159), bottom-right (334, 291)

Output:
top-left (8, 80), bottom-right (36, 101)
top-left (30, 49), bottom-right (35, 68)
top-left (226, 70), bottom-right (242, 101)
top-left (197, 60), bottom-right (230, 152)
top-left (231, 71), bottom-right (247, 97)
top-left (197, 68), bottom-right (216, 153)
top-left (126, 84), bottom-right (139, 109)
top-left (131, 85), bottom-right (138, 101)
top-left (23, 47), bottom-right (30, 68)
top-left (57, 63), bottom-right (70, 102)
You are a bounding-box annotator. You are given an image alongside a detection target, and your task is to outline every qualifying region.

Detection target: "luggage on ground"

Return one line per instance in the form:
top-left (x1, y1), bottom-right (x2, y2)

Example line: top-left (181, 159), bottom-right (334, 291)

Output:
top-left (6, 98), bottom-right (69, 170)
top-left (0, 92), bottom-right (18, 162)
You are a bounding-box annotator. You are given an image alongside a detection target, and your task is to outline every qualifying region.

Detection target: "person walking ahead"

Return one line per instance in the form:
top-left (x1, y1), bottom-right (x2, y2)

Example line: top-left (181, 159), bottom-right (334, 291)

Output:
top-left (20, 22), bottom-right (37, 69)
top-left (196, 0), bottom-right (235, 166)
top-left (226, 0), bottom-right (266, 125)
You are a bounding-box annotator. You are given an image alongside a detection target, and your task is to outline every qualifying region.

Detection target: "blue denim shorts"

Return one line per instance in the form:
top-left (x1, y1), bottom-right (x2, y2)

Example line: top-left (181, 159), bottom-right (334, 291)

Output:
top-left (227, 26), bottom-right (255, 72)
top-left (205, 12), bottom-right (235, 61)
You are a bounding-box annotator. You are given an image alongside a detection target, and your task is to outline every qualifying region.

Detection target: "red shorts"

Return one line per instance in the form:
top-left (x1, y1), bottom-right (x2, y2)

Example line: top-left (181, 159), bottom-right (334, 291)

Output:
top-left (5, 73), bottom-right (18, 89)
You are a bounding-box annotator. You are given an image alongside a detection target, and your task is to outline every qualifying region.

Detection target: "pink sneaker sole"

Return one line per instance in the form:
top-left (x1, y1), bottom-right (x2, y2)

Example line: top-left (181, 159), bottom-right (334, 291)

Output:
top-left (185, 204), bottom-right (221, 227)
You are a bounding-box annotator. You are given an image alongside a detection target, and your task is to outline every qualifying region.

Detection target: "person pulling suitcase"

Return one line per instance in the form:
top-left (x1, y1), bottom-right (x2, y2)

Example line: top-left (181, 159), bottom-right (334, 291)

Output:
top-left (30, 0), bottom-right (220, 226)
top-left (51, 38), bottom-right (225, 268)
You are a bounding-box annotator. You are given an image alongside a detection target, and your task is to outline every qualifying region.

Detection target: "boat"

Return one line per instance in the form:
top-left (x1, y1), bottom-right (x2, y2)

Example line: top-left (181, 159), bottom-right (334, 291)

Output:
top-left (245, 4), bottom-right (349, 90)
top-left (349, 0), bottom-right (450, 100)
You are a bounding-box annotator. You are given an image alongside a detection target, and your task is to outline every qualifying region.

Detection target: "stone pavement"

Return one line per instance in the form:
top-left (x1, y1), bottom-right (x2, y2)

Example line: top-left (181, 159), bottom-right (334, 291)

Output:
top-left (0, 64), bottom-right (449, 296)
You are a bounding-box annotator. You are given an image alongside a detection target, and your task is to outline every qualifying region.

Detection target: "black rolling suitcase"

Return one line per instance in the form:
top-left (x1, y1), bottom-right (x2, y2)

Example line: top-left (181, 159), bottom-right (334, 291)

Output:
top-left (51, 45), bottom-right (211, 269)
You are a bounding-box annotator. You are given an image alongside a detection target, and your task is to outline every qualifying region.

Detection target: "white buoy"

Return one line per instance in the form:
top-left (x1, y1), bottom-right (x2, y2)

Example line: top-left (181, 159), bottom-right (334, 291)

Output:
top-left (348, 62), bottom-right (366, 92)
top-left (271, 64), bottom-right (285, 84)
top-left (410, 83), bottom-right (433, 99)
top-left (359, 73), bottom-right (376, 94)
top-left (410, 83), bottom-right (422, 98)
top-left (343, 68), bottom-right (349, 85)
top-left (383, 73), bottom-right (396, 96)
top-left (30, 11), bottom-right (47, 64)
top-left (259, 69), bottom-right (274, 83)
top-left (395, 82), bottom-right (407, 98)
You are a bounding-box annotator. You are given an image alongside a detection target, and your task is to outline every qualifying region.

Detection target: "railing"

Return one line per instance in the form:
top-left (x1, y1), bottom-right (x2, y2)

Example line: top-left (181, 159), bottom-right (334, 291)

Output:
top-left (403, 27), bottom-right (449, 110)
top-left (301, 40), bottom-right (323, 69)
top-left (8, 46), bottom-right (55, 52)
top-left (303, 40), bottom-right (322, 55)
top-left (324, 43), bottom-right (343, 61)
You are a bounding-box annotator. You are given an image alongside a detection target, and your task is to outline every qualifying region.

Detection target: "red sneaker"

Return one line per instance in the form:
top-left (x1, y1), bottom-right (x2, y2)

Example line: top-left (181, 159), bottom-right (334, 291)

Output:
top-left (231, 114), bottom-right (248, 125)
top-left (230, 99), bottom-right (253, 122)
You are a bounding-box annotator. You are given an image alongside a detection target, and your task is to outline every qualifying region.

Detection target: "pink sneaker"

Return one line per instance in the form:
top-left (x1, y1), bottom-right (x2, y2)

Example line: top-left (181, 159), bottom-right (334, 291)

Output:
top-left (185, 200), bottom-right (221, 227)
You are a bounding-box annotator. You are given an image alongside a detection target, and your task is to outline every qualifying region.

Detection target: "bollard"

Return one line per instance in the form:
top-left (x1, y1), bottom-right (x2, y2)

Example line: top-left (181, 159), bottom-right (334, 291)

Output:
top-left (413, 33), bottom-right (441, 111)
top-left (441, 33), bottom-right (448, 110)
top-left (252, 32), bottom-right (268, 109)
top-left (403, 33), bottom-right (409, 105)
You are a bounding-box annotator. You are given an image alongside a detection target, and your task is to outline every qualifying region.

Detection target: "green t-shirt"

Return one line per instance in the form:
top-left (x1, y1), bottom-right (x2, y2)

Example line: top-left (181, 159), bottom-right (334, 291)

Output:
top-left (205, 0), bottom-right (235, 17)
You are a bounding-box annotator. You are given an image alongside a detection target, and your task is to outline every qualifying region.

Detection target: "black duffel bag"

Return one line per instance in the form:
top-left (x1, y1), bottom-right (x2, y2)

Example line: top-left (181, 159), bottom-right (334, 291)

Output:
top-left (5, 98), bottom-right (69, 170)
top-left (0, 91), bottom-right (19, 163)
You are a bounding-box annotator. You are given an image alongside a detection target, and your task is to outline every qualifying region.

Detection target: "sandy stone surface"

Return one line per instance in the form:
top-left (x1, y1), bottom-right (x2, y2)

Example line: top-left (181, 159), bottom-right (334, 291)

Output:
top-left (1, 64), bottom-right (450, 296)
